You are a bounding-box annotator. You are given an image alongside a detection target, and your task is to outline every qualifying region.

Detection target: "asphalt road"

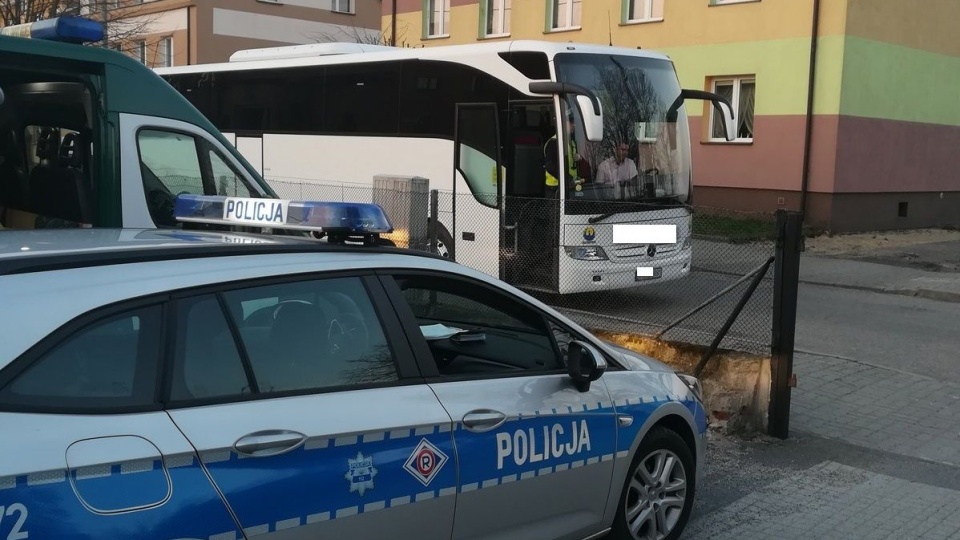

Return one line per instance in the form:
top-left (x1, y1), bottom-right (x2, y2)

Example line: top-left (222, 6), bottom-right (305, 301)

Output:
top-left (795, 282), bottom-right (960, 385)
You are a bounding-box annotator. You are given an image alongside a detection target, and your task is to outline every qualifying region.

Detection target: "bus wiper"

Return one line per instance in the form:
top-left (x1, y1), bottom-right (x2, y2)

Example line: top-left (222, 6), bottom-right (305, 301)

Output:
top-left (588, 211), bottom-right (624, 224)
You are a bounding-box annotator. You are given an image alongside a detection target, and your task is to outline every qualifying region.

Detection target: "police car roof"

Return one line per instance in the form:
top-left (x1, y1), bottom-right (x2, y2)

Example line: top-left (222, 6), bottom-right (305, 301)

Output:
top-left (0, 228), bottom-right (445, 274)
top-left (0, 228), bottom-right (470, 367)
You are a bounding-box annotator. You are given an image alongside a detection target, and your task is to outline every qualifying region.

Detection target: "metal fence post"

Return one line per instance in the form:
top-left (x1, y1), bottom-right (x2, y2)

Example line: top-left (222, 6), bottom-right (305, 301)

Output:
top-left (429, 189), bottom-right (439, 255)
top-left (768, 210), bottom-right (803, 439)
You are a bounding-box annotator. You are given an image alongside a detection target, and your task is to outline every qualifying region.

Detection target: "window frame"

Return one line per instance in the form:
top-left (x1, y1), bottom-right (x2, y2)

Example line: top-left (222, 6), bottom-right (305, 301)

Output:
top-left (547, 0), bottom-right (581, 32)
top-left (424, 0), bottom-right (451, 38)
top-left (708, 75), bottom-right (755, 143)
top-left (710, 0), bottom-right (760, 5)
top-left (0, 295), bottom-right (171, 415)
top-left (160, 270), bottom-right (424, 410)
top-left (482, 0), bottom-right (511, 37)
top-left (624, 0), bottom-right (661, 23)
top-left (332, 0), bottom-right (354, 13)
top-left (376, 270), bottom-right (623, 383)
top-left (159, 36), bottom-right (173, 68)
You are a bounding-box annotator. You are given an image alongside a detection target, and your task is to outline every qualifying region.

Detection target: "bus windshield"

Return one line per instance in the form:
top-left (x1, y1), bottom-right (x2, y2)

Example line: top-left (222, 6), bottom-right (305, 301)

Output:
top-left (554, 53), bottom-right (693, 215)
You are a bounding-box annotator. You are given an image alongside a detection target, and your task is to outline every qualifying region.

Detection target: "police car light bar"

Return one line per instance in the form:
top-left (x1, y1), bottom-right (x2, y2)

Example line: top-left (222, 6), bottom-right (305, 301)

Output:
top-left (173, 194), bottom-right (394, 236)
top-left (1, 16), bottom-right (105, 44)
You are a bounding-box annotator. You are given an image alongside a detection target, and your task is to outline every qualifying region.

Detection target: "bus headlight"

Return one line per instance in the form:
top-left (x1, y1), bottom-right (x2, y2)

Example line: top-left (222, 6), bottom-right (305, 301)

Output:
top-left (564, 246), bottom-right (609, 261)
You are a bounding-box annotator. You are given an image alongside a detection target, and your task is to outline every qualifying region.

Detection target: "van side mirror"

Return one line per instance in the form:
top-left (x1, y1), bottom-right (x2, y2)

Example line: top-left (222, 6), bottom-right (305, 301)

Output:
top-left (567, 341), bottom-right (607, 392)
top-left (529, 81), bottom-right (604, 143)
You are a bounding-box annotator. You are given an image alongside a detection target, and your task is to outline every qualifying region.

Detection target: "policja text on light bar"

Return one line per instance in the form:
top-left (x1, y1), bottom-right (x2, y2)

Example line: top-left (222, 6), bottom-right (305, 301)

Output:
top-left (173, 194), bottom-right (394, 236)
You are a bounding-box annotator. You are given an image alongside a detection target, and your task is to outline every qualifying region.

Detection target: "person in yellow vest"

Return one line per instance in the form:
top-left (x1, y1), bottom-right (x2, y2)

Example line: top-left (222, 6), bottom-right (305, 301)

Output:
top-left (543, 110), bottom-right (583, 198)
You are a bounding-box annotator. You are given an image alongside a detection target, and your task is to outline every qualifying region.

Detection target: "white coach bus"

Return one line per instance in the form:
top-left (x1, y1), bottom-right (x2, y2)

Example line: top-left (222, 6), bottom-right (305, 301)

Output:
top-left (156, 41), bottom-right (735, 295)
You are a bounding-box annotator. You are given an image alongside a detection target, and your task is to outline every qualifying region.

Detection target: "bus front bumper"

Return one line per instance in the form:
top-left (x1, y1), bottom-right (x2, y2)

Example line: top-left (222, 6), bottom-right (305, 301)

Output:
top-left (557, 246), bottom-right (692, 294)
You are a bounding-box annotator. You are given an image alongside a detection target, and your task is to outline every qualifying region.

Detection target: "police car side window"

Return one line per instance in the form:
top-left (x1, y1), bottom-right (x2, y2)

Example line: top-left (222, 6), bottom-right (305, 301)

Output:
top-left (221, 277), bottom-right (399, 394)
top-left (0, 306), bottom-right (163, 411)
top-left (170, 295), bottom-right (252, 401)
top-left (394, 275), bottom-right (564, 375)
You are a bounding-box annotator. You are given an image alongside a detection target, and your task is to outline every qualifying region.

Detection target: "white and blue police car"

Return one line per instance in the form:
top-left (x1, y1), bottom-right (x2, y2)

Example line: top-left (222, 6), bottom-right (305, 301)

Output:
top-left (0, 196), bottom-right (707, 540)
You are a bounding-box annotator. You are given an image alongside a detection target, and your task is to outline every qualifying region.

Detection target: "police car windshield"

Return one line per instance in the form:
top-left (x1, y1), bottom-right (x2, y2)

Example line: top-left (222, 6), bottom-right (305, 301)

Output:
top-left (555, 53), bottom-right (693, 215)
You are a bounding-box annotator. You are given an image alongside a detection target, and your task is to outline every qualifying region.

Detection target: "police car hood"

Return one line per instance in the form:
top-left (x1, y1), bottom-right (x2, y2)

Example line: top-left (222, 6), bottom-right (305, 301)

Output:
top-left (599, 339), bottom-right (676, 373)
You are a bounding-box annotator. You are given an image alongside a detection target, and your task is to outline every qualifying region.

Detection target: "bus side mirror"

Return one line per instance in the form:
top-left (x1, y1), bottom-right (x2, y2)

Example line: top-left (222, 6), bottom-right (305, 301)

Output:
top-left (713, 99), bottom-right (737, 142)
top-left (529, 81), bottom-right (604, 143)
top-left (667, 89), bottom-right (738, 142)
top-left (0, 86), bottom-right (4, 106)
top-left (574, 95), bottom-right (604, 143)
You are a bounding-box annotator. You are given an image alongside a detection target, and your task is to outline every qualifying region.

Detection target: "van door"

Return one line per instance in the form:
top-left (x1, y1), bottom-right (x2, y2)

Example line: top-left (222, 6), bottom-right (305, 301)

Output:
top-left (118, 113), bottom-right (271, 228)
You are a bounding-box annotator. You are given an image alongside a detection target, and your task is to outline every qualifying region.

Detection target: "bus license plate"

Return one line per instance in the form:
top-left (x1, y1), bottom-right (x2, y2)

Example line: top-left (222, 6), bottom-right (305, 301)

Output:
top-left (636, 267), bottom-right (662, 281)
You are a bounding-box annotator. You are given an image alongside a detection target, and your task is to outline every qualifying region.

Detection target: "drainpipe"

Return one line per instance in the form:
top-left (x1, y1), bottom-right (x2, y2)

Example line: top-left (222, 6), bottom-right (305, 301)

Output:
top-left (798, 0), bottom-right (821, 223)
top-left (391, 0), bottom-right (397, 46)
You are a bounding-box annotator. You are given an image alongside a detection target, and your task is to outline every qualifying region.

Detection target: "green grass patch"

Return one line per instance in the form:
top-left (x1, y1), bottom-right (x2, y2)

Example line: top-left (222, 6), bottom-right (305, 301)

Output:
top-left (693, 213), bottom-right (777, 243)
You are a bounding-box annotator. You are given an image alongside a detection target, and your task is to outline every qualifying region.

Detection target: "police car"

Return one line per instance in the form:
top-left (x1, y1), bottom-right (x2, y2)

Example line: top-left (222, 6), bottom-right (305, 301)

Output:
top-left (0, 196), bottom-right (706, 540)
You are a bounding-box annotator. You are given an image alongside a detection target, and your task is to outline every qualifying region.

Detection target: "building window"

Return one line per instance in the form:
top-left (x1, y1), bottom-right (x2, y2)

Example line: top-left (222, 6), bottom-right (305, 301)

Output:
top-left (333, 0), bottom-right (353, 13)
top-left (624, 0), bottom-right (662, 23)
top-left (710, 76), bottom-right (755, 141)
top-left (158, 37), bottom-right (173, 68)
top-left (135, 41), bottom-right (146, 64)
top-left (425, 0), bottom-right (450, 38)
top-left (483, 0), bottom-right (511, 37)
top-left (548, 0), bottom-right (581, 31)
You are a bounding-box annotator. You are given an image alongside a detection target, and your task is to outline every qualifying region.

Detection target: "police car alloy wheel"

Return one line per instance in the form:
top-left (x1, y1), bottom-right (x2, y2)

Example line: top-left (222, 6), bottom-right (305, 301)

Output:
top-left (611, 426), bottom-right (695, 540)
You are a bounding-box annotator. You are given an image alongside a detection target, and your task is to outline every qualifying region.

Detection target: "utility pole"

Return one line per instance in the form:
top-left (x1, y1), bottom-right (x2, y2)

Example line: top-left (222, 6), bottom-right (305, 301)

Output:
top-left (391, 0), bottom-right (397, 46)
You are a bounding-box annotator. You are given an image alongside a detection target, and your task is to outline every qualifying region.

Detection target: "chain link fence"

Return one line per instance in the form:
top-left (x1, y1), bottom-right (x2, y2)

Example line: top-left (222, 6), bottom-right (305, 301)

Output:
top-left (267, 177), bottom-right (778, 356)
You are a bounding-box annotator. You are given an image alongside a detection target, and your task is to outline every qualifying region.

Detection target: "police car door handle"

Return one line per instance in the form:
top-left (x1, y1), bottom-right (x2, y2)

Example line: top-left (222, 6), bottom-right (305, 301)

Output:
top-left (462, 409), bottom-right (507, 432)
top-left (234, 430), bottom-right (307, 458)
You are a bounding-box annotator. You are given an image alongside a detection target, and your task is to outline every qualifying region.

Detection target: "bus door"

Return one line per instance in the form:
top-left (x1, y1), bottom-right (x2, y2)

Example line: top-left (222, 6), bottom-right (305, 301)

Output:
top-left (500, 100), bottom-right (558, 293)
top-left (453, 103), bottom-right (502, 279)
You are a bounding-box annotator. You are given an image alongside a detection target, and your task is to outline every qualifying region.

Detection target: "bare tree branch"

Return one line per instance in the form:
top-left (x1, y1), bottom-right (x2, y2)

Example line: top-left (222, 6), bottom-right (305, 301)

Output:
top-left (312, 21), bottom-right (408, 47)
top-left (1, 0), bottom-right (162, 54)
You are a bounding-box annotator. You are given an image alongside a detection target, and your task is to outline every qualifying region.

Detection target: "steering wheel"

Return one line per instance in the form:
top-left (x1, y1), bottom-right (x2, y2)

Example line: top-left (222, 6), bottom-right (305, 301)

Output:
top-left (643, 167), bottom-right (660, 176)
top-left (327, 313), bottom-right (370, 356)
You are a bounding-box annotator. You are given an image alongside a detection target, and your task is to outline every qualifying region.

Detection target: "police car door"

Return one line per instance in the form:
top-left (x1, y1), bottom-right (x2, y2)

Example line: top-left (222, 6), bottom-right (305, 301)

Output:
top-left (162, 273), bottom-right (457, 539)
top-left (0, 300), bottom-right (243, 539)
top-left (380, 271), bottom-right (618, 540)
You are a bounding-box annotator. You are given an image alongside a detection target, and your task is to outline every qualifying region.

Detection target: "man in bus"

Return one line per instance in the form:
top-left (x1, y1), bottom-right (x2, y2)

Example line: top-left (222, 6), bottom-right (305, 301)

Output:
top-left (596, 141), bottom-right (640, 189)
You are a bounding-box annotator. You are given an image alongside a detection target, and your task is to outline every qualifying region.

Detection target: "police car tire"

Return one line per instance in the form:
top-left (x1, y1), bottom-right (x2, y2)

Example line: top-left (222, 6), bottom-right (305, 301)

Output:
top-left (610, 426), bottom-right (695, 540)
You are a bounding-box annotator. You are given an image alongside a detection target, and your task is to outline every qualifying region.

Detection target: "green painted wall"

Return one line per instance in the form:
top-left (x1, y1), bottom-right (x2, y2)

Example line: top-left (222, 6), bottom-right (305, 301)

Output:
top-left (839, 36), bottom-right (960, 126)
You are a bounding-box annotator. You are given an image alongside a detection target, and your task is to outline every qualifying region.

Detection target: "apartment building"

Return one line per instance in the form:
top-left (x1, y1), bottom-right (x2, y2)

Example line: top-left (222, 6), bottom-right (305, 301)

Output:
top-left (104, 0), bottom-right (382, 68)
top-left (383, 0), bottom-right (960, 232)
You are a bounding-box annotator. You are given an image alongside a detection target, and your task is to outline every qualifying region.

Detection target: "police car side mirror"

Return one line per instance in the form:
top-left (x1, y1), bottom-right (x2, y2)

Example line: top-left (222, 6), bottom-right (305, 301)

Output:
top-left (567, 341), bottom-right (607, 392)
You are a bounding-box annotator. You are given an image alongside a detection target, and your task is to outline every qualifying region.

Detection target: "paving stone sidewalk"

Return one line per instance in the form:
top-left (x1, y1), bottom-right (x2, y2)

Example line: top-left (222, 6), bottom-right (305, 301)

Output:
top-left (684, 461), bottom-right (960, 540)
top-left (790, 352), bottom-right (960, 466)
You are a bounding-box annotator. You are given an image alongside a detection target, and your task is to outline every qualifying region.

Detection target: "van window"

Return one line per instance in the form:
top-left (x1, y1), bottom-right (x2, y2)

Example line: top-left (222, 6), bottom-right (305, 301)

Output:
top-left (137, 129), bottom-right (257, 227)
top-left (0, 78), bottom-right (96, 229)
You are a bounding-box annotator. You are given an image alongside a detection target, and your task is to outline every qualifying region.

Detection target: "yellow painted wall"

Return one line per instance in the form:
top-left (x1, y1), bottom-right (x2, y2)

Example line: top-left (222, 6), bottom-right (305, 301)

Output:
top-left (388, 0), bottom-right (848, 48)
